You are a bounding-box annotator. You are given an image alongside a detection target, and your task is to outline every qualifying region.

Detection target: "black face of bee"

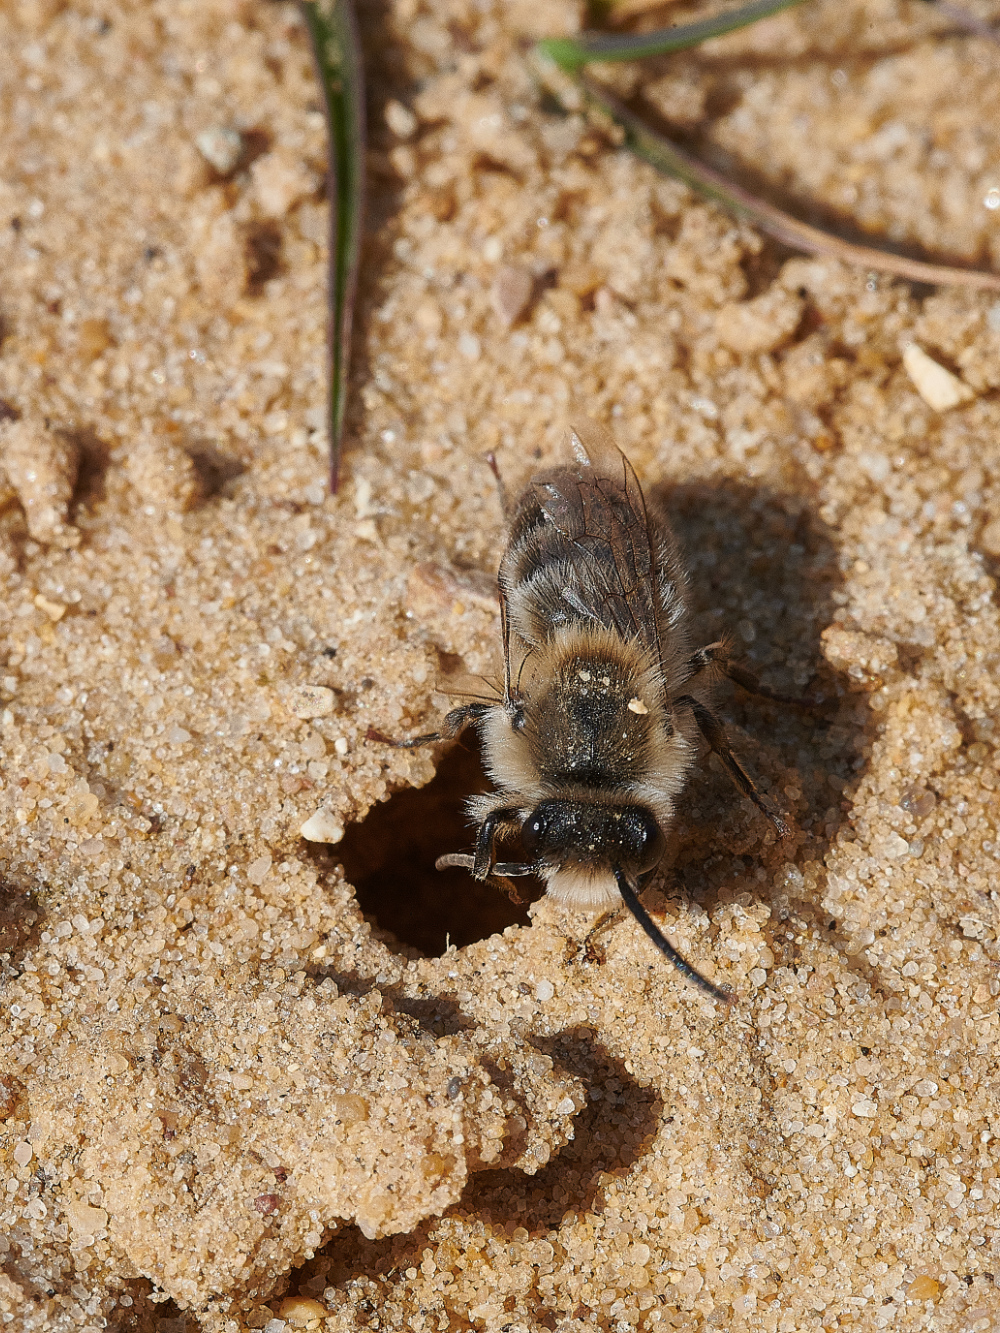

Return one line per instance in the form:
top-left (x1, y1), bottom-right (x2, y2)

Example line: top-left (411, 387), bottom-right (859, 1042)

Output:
top-left (521, 800), bottom-right (665, 877)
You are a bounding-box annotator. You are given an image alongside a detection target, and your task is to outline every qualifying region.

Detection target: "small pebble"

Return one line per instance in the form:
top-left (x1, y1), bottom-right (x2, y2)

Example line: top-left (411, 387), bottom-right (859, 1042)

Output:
top-left (0, 1074), bottom-right (25, 1119)
top-left (299, 808), bottom-right (345, 844)
top-left (247, 854), bottom-right (272, 886)
top-left (491, 264), bottom-right (533, 328)
top-left (288, 685), bottom-right (336, 719)
top-left (902, 342), bottom-right (973, 411)
top-left (906, 1275), bottom-right (941, 1302)
top-left (457, 331), bottom-right (481, 362)
top-left (77, 317), bottom-right (113, 361)
top-left (13, 1140), bottom-right (32, 1167)
top-left (251, 150), bottom-right (318, 219)
top-left (715, 287), bottom-right (803, 354)
top-left (277, 1296), bottom-right (328, 1325)
top-left (34, 593), bottom-right (66, 621)
top-left (384, 99), bottom-right (417, 139)
top-left (195, 125), bottom-right (244, 175)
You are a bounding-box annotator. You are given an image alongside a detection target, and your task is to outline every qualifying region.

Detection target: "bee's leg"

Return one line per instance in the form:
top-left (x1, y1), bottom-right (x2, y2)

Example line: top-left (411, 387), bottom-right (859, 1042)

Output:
top-left (579, 907), bottom-right (624, 963)
top-left (680, 642), bottom-right (814, 707)
top-left (393, 702), bottom-right (494, 749)
top-left (674, 694), bottom-right (789, 838)
top-left (472, 806), bottom-right (523, 880)
top-left (494, 874), bottom-right (524, 906)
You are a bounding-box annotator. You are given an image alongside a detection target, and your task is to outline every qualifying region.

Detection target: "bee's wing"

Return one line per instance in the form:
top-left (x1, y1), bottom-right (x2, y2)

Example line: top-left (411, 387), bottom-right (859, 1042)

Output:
top-left (532, 422), bottom-right (665, 663)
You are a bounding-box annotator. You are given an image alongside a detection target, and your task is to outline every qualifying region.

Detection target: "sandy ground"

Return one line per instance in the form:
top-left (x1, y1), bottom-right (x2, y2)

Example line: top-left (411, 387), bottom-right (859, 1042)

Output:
top-left (2, 0), bottom-right (1000, 1330)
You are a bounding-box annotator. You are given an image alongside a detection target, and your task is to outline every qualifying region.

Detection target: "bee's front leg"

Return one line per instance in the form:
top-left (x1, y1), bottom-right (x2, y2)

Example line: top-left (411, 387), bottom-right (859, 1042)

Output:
top-left (472, 806), bottom-right (523, 880)
top-left (393, 702), bottom-right (495, 750)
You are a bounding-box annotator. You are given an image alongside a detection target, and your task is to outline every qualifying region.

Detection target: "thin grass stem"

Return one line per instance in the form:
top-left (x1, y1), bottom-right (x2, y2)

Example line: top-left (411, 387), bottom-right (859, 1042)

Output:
top-left (300, 0), bottom-right (365, 492)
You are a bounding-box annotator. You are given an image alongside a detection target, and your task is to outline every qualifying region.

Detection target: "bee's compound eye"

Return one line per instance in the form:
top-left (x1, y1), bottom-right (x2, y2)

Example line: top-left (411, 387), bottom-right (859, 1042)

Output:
top-left (633, 808), bottom-right (666, 874)
top-left (521, 809), bottom-right (548, 855)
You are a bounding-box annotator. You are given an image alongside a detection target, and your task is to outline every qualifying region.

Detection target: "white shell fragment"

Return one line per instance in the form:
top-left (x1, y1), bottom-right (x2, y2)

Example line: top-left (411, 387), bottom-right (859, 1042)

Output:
top-left (299, 808), bottom-right (345, 844)
top-left (287, 685), bottom-right (336, 719)
top-left (902, 342), bottom-right (974, 411)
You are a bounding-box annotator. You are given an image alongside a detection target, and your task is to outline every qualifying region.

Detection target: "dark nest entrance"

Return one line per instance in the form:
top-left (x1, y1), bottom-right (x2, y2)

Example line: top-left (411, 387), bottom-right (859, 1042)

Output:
top-left (337, 740), bottom-right (544, 957)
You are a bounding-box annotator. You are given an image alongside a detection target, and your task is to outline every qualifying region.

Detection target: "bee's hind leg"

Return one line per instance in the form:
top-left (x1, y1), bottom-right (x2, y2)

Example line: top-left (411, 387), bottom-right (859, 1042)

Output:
top-left (681, 641), bottom-right (816, 707)
top-left (675, 694), bottom-right (789, 838)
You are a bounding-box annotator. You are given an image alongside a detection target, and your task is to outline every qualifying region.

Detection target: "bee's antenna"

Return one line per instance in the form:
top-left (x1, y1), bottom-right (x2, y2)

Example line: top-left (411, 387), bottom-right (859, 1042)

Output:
top-left (614, 869), bottom-right (733, 1004)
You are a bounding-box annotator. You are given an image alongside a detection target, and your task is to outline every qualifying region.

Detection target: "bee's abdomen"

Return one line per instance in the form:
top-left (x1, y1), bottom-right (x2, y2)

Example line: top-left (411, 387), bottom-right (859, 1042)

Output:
top-left (501, 486), bottom-right (587, 643)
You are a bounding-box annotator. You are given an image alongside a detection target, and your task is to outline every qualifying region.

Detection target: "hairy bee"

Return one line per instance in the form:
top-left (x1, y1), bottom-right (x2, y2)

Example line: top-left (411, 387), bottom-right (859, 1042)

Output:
top-left (400, 427), bottom-right (788, 1000)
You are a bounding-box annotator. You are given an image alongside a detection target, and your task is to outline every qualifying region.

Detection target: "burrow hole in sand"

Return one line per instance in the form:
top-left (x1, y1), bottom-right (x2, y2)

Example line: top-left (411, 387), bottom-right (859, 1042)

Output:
top-left (337, 738), bottom-right (545, 957)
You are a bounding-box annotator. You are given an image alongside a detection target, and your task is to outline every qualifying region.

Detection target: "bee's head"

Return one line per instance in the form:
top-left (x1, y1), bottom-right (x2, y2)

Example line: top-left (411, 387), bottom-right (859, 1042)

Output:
top-left (521, 799), bottom-right (665, 885)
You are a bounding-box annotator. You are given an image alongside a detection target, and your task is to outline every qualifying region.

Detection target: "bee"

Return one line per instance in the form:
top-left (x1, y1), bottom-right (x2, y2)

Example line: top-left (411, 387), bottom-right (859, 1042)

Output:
top-left (399, 426), bottom-right (788, 1001)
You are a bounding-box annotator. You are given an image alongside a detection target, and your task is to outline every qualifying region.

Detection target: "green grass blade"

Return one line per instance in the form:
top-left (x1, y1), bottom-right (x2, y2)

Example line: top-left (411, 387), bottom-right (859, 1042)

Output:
top-left (538, 0), bottom-right (811, 71)
top-left (300, 0), bottom-right (365, 493)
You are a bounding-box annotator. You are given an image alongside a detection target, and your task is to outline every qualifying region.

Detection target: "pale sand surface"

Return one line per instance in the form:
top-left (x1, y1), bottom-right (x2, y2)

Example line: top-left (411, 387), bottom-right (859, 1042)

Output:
top-left (2, 1), bottom-right (1000, 1330)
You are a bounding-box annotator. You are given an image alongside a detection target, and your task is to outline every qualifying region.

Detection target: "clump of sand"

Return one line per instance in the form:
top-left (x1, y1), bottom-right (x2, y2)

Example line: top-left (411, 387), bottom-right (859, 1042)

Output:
top-left (1, 1), bottom-right (1000, 1331)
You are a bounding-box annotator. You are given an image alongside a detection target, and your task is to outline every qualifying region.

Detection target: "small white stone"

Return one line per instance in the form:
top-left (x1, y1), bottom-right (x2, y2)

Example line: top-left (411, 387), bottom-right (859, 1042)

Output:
top-left (902, 342), bottom-right (973, 411)
top-left (34, 593), bottom-right (66, 621)
top-left (457, 331), bottom-right (481, 362)
top-left (300, 808), bottom-right (345, 844)
top-left (627, 697), bottom-right (648, 715)
top-left (384, 99), bottom-right (417, 139)
top-left (287, 685), bottom-right (336, 720)
top-left (13, 1141), bottom-right (32, 1167)
top-left (247, 855), bottom-right (272, 886)
top-left (251, 150), bottom-right (318, 219)
top-left (857, 451), bottom-right (890, 484)
top-left (535, 979), bottom-right (554, 1002)
top-left (195, 125), bottom-right (244, 175)
top-left (851, 1096), bottom-right (877, 1119)
top-left (882, 832), bottom-right (910, 860)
